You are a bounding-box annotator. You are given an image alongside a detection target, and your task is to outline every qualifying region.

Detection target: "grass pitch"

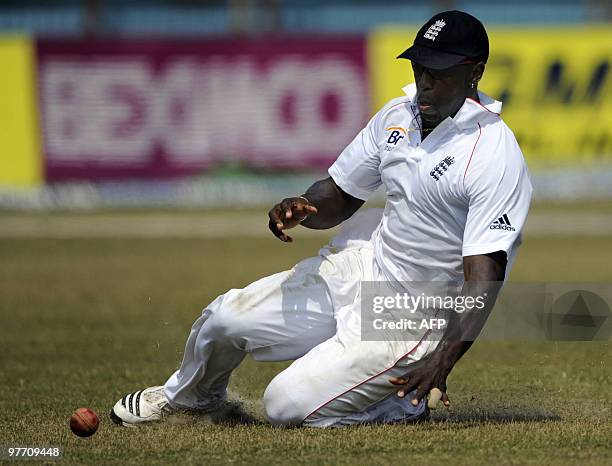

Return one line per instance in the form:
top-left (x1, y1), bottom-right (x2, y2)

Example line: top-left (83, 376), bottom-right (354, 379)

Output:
top-left (0, 209), bottom-right (611, 465)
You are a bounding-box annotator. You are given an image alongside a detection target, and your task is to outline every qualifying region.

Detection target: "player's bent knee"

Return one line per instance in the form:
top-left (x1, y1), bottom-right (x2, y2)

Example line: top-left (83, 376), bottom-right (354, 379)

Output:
top-left (263, 377), bottom-right (308, 427)
top-left (205, 309), bottom-right (236, 339)
top-left (204, 294), bottom-right (248, 340)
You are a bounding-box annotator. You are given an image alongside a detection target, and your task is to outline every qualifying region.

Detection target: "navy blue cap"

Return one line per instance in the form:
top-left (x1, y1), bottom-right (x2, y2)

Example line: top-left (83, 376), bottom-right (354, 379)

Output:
top-left (397, 10), bottom-right (489, 69)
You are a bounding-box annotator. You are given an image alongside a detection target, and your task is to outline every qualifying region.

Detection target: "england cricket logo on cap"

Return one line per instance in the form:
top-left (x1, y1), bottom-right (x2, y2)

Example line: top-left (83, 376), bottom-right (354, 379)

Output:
top-left (423, 19), bottom-right (446, 41)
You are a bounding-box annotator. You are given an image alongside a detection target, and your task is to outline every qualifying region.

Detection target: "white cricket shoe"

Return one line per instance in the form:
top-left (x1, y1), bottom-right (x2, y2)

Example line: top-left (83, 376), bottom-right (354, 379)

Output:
top-left (110, 386), bottom-right (174, 427)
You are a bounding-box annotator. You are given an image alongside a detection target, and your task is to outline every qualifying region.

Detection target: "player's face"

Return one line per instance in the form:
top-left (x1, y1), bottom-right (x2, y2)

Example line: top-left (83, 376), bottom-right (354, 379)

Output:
top-left (412, 62), bottom-right (475, 128)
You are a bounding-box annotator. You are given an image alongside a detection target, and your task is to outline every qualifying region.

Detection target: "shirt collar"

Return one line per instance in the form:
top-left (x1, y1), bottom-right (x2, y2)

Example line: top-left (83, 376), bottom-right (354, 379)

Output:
top-left (401, 83), bottom-right (502, 131)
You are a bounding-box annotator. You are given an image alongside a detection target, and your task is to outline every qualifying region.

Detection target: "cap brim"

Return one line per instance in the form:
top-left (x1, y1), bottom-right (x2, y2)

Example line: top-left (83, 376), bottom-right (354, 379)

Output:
top-left (397, 44), bottom-right (467, 70)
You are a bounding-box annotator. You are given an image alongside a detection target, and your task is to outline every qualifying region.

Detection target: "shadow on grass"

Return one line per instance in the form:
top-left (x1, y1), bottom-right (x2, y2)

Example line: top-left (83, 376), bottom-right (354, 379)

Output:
top-left (169, 399), bottom-right (561, 429)
top-left (169, 401), bottom-right (268, 427)
top-left (430, 406), bottom-right (561, 425)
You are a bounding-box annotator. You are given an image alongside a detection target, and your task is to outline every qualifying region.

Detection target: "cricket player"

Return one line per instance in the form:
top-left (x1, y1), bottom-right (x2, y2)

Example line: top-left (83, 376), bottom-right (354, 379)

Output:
top-left (111, 10), bottom-right (532, 428)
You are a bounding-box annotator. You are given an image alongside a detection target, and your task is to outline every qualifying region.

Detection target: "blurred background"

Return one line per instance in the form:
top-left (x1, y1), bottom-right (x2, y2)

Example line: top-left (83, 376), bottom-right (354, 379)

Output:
top-left (0, 0), bottom-right (611, 210)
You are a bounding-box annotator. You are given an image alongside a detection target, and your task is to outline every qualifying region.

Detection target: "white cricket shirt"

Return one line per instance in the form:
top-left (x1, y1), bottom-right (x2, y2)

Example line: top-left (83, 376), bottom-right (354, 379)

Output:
top-left (328, 83), bottom-right (533, 282)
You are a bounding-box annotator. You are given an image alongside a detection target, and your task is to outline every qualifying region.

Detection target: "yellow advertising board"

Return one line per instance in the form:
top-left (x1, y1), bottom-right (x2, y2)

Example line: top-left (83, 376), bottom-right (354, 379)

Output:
top-left (368, 26), bottom-right (612, 163)
top-left (0, 36), bottom-right (41, 186)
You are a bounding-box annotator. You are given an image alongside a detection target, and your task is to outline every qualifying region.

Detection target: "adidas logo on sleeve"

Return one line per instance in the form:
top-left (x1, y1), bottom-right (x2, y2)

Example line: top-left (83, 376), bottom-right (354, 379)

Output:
top-left (489, 214), bottom-right (516, 231)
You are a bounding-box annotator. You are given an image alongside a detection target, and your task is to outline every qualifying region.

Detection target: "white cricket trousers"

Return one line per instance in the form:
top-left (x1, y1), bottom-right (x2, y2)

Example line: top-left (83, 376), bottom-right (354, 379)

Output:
top-left (163, 209), bottom-right (438, 427)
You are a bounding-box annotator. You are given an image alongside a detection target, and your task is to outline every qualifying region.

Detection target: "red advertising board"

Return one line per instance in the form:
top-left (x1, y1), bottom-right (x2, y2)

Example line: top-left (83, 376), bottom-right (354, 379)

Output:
top-left (37, 38), bottom-right (368, 181)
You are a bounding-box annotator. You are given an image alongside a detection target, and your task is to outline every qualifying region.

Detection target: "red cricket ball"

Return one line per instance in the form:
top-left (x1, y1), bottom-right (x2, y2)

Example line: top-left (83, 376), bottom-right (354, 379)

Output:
top-left (70, 407), bottom-right (99, 437)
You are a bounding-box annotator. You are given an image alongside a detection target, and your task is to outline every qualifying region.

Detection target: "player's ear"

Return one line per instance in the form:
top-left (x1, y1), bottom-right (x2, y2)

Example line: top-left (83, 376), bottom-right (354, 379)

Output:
top-left (470, 62), bottom-right (485, 87)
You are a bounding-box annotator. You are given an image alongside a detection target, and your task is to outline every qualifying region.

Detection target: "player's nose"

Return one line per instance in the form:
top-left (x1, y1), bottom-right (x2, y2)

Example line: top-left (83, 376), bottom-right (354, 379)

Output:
top-left (417, 68), bottom-right (436, 90)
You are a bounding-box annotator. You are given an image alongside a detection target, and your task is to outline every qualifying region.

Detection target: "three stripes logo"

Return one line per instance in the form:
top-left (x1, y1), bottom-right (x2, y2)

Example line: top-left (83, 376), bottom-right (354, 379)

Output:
top-left (490, 214), bottom-right (516, 231)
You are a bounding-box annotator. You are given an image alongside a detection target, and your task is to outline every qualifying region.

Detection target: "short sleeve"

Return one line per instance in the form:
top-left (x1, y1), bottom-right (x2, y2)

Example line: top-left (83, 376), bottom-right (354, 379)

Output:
top-left (328, 108), bottom-right (384, 201)
top-left (462, 130), bottom-right (533, 257)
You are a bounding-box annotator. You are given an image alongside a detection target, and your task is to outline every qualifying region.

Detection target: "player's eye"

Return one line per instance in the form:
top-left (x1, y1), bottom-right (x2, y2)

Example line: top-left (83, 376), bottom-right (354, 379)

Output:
top-left (412, 64), bottom-right (447, 81)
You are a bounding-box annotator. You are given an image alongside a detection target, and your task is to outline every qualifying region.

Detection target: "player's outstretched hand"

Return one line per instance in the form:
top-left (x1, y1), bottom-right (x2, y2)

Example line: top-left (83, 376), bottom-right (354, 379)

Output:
top-left (268, 197), bottom-right (318, 242)
top-left (389, 355), bottom-right (452, 409)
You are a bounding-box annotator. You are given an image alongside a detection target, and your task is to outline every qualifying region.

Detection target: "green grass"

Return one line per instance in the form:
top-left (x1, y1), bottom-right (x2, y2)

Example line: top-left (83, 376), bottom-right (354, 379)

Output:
top-left (1, 229), bottom-right (611, 465)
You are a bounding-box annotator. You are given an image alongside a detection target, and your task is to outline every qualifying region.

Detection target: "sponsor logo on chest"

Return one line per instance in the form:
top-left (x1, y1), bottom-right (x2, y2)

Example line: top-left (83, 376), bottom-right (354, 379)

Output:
top-left (384, 126), bottom-right (407, 151)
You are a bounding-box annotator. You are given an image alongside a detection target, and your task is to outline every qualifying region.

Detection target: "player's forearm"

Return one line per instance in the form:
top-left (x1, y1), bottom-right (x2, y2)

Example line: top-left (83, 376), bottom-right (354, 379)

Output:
top-left (300, 177), bottom-right (364, 229)
top-left (431, 254), bottom-right (506, 367)
top-left (428, 285), bottom-right (498, 375)
top-left (431, 288), bottom-right (494, 368)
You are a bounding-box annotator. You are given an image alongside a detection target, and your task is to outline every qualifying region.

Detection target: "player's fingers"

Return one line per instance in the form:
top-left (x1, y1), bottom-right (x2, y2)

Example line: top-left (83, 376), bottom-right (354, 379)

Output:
top-left (391, 376), bottom-right (420, 398)
top-left (295, 203), bottom-right (318, 216)
top-left (268, 219), bottom-right (285, 240)
top-left (279, 199), bottom-right (294, 220)
top-left (304, 204), bottom-right (318, 215)
top-left (411, 385), bottom-right (429, 406)
top-left (403, 382), bottom-right (421, 397)
top-left (268, 217), bottom-right (292, 242)
top-left (268, 206), bottom-right (284, 230)
top-left (441, 391), bottom-right (451, 408)
top-left (389, 376), bottom-right (408, 386)
top-left (401, 373), bottom-right (423, 396)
